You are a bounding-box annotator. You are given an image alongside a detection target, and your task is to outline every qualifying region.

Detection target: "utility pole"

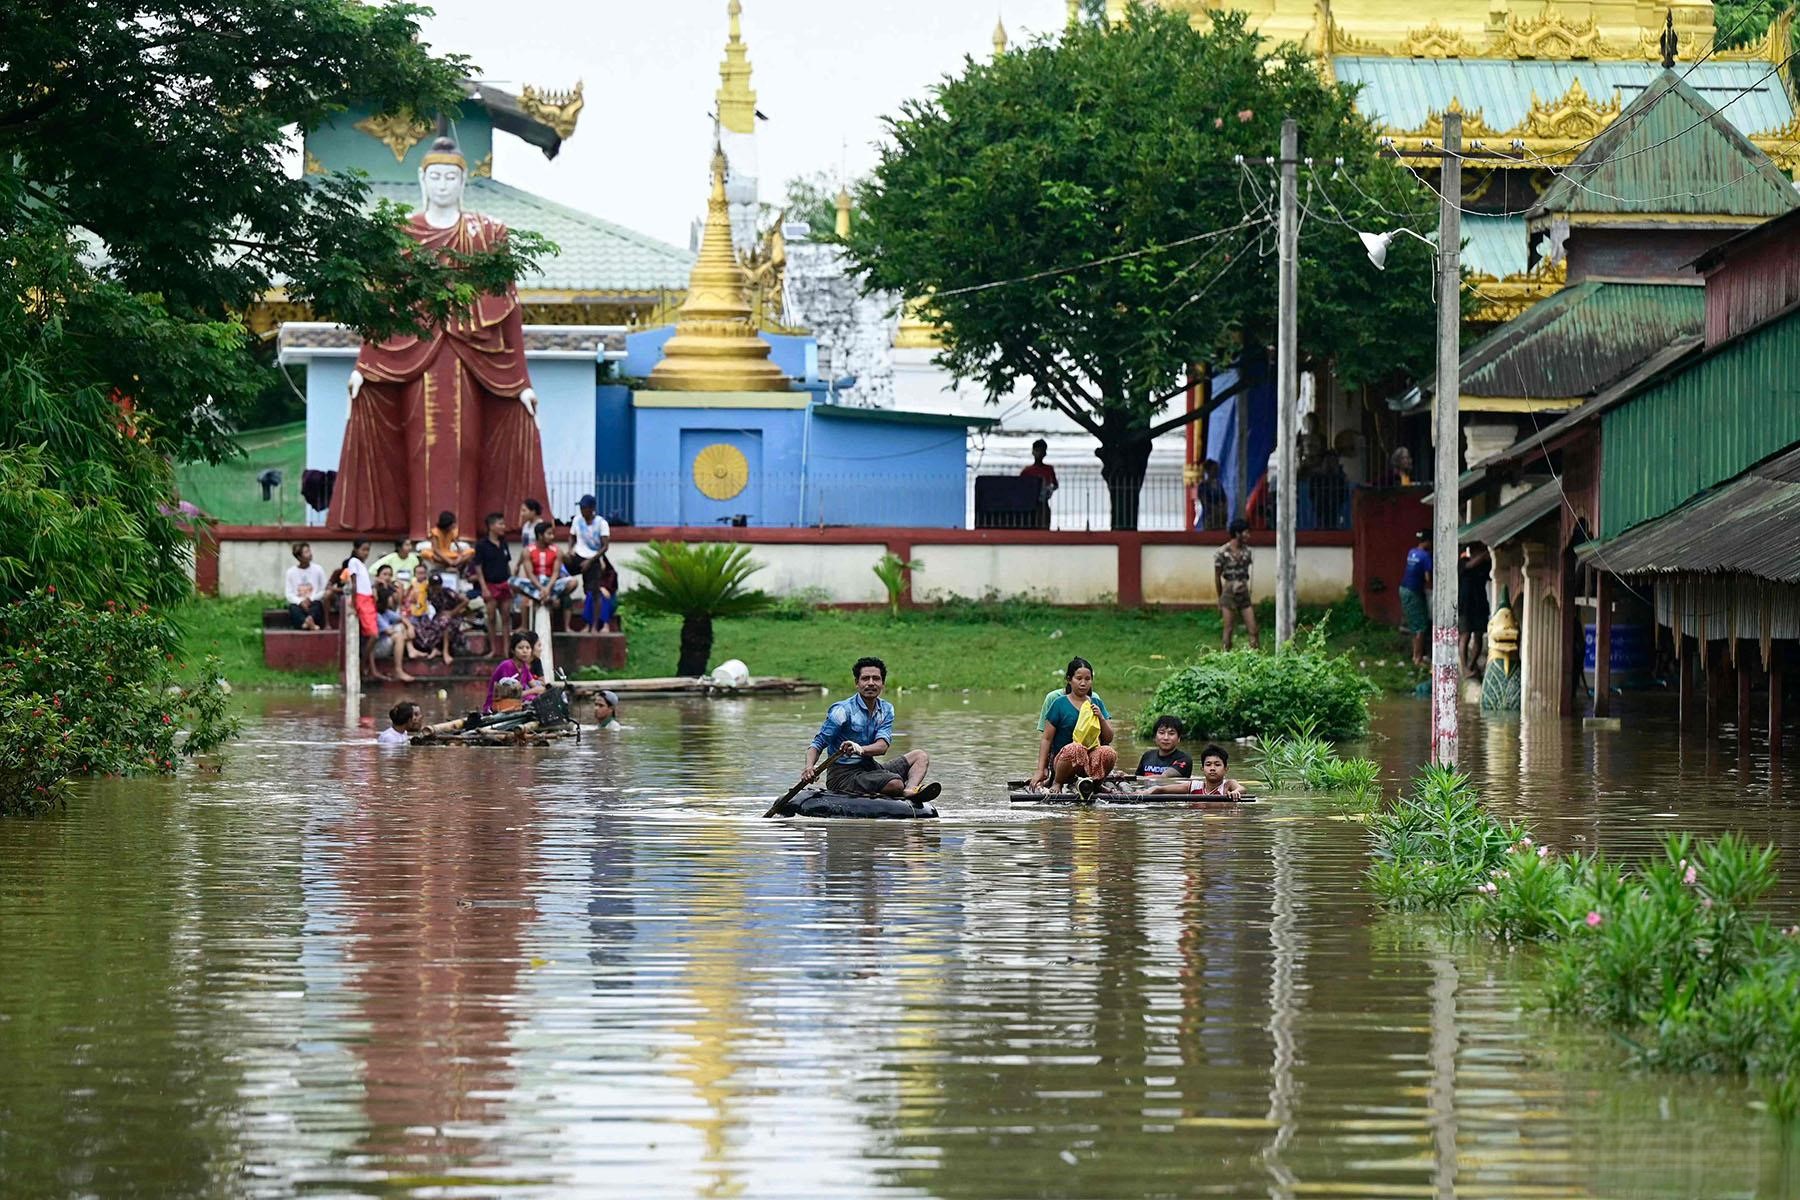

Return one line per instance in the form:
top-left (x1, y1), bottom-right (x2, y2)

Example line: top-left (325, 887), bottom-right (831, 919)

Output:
top-left (1275, 117), bottom-right (1299, 647)
top-left (1431, 112), bottom-right (1463, 766)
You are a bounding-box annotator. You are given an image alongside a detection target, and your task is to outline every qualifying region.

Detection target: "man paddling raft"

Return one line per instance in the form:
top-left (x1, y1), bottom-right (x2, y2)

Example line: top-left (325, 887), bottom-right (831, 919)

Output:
top-left (802, 656), bottom-right (941, 803)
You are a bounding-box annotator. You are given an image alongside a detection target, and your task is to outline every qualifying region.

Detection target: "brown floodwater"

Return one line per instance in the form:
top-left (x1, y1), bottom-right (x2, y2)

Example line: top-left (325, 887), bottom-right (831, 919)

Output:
top-left (2, 687), bottom-right (1799, 1198)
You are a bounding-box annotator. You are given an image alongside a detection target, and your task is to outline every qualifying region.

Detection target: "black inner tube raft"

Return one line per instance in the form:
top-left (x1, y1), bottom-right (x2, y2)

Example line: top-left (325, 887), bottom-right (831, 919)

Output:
top-left (768, 789), bottom-right (939, 819)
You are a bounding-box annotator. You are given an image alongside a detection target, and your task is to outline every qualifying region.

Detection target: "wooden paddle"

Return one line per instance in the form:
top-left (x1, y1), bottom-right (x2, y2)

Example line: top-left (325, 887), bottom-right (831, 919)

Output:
top-left (763, 747), bottom-right (837, 818)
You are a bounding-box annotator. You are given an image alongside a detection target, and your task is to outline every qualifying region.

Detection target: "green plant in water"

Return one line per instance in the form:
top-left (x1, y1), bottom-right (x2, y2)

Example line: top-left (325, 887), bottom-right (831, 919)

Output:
top-left (0, 590), bottom-right (241, 815)
top-left (1140, 617), bottom-right (1378, 741)
top-left (872, 553), bottom-right (922, 617)
top-left (1254, 716), bottom-right (1380, 805)
top-left (625, 542), bottom-right (773, 676)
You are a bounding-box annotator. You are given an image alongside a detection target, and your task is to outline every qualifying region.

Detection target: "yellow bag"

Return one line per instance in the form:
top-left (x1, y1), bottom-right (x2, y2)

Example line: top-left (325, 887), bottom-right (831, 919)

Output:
top-left (1071, 698), bottom-right (1102, 749)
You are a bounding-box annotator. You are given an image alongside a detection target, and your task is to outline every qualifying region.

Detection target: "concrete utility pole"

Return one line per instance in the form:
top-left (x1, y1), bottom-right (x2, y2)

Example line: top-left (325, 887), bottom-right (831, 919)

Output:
top-left (1431, 112), bottom-right (1464, 766)
top-left (1275, 117), bottom-right (1299, 647)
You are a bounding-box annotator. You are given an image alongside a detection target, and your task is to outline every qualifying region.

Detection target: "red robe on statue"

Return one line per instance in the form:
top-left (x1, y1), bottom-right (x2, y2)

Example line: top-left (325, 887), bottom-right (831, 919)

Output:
top-left (329, 212), bottom-right (548, 535)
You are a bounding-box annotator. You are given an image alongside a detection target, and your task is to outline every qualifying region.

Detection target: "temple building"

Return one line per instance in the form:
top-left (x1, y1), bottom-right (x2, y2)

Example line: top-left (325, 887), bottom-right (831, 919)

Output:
top-left (1116, 0), bottom-right (1798, 326)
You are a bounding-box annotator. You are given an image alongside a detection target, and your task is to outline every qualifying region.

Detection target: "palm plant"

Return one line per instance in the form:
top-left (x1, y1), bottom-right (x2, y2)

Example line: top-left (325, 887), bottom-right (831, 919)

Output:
top-left (626, 542), bottom-right (772, 676)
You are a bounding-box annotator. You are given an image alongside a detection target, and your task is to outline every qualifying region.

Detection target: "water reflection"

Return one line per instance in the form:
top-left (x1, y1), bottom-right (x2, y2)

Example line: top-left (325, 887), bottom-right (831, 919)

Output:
top-left (0, 690), bottom-right (1797, 1197)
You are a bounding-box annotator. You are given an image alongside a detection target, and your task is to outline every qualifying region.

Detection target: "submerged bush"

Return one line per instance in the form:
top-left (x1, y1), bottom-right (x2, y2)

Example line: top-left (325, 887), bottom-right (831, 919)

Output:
top-left (1255, 717), bottom-right (1380, 804)
top-left (1141, 620), bottom-right (1377, 741)
top-left (0, 589), bottom-right (238, 815)
top-left (1367, 768), bottom-right (1800, 1108)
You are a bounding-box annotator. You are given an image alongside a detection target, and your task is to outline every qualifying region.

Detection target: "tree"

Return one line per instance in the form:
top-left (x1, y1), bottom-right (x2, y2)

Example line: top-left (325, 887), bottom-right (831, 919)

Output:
top-left (0, 0), bottom-right (550, 605)
top-left (844, 4), bottom-right (1437, 528)
top-left (626, 543), bottom-right (773, 676)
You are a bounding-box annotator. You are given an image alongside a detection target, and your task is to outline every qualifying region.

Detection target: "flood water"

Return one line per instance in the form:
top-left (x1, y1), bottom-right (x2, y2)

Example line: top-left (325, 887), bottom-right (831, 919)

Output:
top-left (3, 687), bottom-right (1800, 1198)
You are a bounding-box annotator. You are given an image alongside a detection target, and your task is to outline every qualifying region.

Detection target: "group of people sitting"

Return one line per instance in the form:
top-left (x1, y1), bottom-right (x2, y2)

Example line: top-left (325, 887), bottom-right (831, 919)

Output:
top-left (281, 494), bottom-right (622, 684)
top-left (795, 654), bottom-right (1245, 802)
top-left (1028, 656), bottom-right (1245, 798)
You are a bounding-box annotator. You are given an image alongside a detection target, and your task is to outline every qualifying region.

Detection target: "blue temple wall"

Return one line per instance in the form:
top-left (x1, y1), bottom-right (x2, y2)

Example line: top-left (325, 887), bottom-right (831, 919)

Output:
top-left (620, 327), bottom-right (818, 383)
top-left (804, 414), bottom-right (968, 527)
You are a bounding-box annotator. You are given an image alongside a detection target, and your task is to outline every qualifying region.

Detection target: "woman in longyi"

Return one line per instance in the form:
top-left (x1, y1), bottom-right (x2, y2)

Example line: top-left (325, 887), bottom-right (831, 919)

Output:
top-left (329, 136), bottom-right (548, 535)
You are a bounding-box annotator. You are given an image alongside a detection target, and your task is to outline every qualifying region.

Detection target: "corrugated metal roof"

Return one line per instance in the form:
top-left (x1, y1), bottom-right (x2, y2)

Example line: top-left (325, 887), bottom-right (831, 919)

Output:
top-left (1469, 335), bottom-right (1704, 474)
top-left (1463, 213), bottom-right (1530, 277)
top-left (1579, 443), bottom-right (1800, 580)
top-left (1601, 301), bottom-right (1800, 532)
top-left (1533, 70), bottom-right (1800, 217)
top-left (1460, 480), bottom-right (1562, 547)
top-left (1398, 280), bottom-right (1704, 409)
top-left (1335, 57), bottom-right (1798, 140)
top-left (359, 179), bottom-right (694, 295)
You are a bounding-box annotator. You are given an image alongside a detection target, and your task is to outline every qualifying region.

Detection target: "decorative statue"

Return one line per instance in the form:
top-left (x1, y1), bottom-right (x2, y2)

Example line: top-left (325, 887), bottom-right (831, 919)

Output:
top-left (329, 136), bottom-right (548, 534)
top-left (1480, 586), bottom-right (1523, 712)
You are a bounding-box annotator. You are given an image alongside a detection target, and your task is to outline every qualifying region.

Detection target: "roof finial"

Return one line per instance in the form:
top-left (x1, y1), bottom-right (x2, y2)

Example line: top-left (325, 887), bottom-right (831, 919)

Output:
top-left (993, 16), bottom-right (1008, 57)
top-left (834, 185), bottom-right (853, 239)
top-left (717, 0), bottom-right (758, 135)
top-left (1067, 0), bottom-right (1080, 27)
top-left (1659, 9), bottom-right (1679, 70)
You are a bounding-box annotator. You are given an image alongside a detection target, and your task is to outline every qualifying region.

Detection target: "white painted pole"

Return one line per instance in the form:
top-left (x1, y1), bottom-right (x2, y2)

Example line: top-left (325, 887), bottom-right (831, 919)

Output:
top-left (1275, 118), bottom-right (1299, 647)
top-left (342, 584), bottom-right (360, 724)
top-left (535, 602), bottom-right (556, 678)
top-left (1431, 112), bottom-right (1464, 767)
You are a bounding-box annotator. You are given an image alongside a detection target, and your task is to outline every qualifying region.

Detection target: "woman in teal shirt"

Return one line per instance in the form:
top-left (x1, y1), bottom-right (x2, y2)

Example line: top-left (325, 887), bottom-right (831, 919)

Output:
top-left (1028, 657), bottom-right (1118, 791)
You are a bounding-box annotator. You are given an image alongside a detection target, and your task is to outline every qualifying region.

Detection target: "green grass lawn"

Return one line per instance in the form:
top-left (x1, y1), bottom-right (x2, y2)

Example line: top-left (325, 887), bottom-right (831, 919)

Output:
top-left (174, 593), bottom-right (1426, 695)
top-left (176, 422), bottom-right (309, 526)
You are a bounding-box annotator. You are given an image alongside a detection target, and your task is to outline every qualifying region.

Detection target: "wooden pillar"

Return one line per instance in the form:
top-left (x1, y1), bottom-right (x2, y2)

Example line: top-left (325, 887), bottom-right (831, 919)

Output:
top-left (1771, 661), bottom-right (1784, 762)
top-left (1705, 640), bottom-right (1719, 731)
top-left (1738, 642), bottom-right (1753, 743)
top-left (1678, 634), bottom-right (1695, 731)
top-left (1592, 572), bottom-right (1612, 718)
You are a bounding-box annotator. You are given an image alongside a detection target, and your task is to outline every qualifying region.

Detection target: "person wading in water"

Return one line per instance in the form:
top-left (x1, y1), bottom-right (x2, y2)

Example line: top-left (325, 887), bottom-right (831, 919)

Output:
top-left (802, 657), bottom-right (940, 802)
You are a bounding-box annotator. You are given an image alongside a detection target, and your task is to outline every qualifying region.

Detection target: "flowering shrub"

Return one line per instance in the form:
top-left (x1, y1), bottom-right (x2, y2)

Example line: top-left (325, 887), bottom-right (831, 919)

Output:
top-left (0, 589), bottom-right (238, 815)
top-left (1367, 768), bottom-right (1800, 1114)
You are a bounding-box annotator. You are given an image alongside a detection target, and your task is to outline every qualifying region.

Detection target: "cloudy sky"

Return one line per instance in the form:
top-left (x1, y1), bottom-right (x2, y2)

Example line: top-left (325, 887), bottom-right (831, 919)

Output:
top-left (415, 0), bottom-right (1070, 247)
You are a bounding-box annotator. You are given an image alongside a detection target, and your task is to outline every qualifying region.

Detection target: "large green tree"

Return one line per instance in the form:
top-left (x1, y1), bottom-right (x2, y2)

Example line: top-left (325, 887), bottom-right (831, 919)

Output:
top-left (0, 0), bottom-right (547, 605)
top-left (845, 4), bottom-right (1436, 528)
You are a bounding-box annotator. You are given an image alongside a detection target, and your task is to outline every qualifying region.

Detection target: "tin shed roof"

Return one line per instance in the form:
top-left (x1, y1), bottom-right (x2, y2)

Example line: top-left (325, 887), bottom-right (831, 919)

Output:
top-left (1394, 281), bottom-right (1704, 410)
top-left (1530, 70), bottom-right (1800, 220)
top-left (1460, 480), bottom-right (1562, 547)
top-left (1578, 443), bottom-right (1800, 581)
top-left (359, 179), bottom-right (694, 296)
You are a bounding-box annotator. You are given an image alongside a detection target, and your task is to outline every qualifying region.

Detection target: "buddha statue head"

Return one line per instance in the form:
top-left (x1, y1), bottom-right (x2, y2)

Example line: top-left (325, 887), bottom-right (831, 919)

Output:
top-left (417, 136), bottom-right (466, 215)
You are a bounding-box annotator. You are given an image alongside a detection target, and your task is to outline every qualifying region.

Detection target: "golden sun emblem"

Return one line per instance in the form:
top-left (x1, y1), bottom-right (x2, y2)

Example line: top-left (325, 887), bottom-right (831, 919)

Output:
top-left (692, 443), bottom-right (750, 501)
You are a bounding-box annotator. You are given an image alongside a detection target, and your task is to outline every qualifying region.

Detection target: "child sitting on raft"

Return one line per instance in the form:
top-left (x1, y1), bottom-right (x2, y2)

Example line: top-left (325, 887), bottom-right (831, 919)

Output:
top-left (1135, 715), bottom-right (1193, 778)
top-left (1143, 743), bottom-right (1245, 798)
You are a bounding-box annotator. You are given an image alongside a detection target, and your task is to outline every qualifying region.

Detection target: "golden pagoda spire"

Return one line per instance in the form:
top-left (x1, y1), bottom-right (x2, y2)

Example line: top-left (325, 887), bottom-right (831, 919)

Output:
top-left (993, 16), bottom-right (1008, 56)
top-left (1066, 0), bottom-right (1080, 27)
top-left (646, 147), bottom-right (789, 393)
top-left (716, 0), bottom-right (757, 136)
top-left (834, 185), bottom-right (852, 238)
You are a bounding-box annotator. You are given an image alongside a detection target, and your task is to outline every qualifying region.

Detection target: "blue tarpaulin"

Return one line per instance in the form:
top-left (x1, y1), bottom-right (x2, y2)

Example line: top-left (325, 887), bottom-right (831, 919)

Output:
top-left (1204, 359), bottom-right (1276, 523)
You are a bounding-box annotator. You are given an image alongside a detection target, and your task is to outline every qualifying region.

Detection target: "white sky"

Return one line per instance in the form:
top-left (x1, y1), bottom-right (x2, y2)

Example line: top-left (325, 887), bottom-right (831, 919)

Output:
top-left (416, 0), bottom-right (1070, 247)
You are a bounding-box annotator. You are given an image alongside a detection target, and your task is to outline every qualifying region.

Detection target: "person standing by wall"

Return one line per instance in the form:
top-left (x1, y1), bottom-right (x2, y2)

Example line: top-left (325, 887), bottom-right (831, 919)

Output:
top-left (1399, 529), bottom-right (1433, 667)
top-left (1191, 459), bottom-right (1228, 531)
top-left (1020, 439), bottom-right (1058, 530)
top-left (1215, 519), bottom-right (1260, 651)
top-left (472, 512), bottom-right (515, 658)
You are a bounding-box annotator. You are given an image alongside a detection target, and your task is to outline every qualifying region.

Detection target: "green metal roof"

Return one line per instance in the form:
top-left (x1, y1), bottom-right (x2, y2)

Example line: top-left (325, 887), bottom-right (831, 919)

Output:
top-left (358, 178), bottom-right (693, 296)
top-left (1395, 280), bottom-right (1704, 410)
top-left (1459, 480), bottom-right (1561, 547)
top-left (1463, 213), bottom-right (1530, 277)
top-left (1602, 303), bottom-right (1800, 534)
top-left (812, 403), bottom-right (997, 430)
top-left (1335, 57), bottom-right (1798, 143)
top-left (1579, 443), bottom-right (1800, 581)
top-left (1531, 70), bottom-right (1800, 219)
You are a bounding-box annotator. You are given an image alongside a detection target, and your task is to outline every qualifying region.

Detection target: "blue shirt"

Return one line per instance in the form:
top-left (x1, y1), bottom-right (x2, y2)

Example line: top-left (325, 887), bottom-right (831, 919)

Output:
top-left (1043, 692), bottom-right (1109, 757)
top-left (1401, 546), bottom-right (1433, 592)
top-left (811, 695), bottom-right (895, 765)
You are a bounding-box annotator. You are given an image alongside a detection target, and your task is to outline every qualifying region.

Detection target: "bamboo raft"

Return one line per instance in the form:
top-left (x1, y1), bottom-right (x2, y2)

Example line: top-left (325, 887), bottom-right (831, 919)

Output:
top-left (566, 676), bottom-right (824, 698)
top-left (410, 684), bottom-right (581, 746)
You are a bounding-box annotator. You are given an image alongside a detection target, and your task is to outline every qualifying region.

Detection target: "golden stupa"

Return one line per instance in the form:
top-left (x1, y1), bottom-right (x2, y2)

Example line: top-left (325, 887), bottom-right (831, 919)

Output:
top-left (646, 147), bottom-right (790, 393)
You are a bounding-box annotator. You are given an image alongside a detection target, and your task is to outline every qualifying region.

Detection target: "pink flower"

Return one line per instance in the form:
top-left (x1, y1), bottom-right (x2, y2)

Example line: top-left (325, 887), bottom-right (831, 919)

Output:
top-left (1478, 881), bottom-right (1497, 894)
top-left (1237, 109), bottom-right (1255, 122)
top-left (1702, 897), bottom-right (1714, 910)
top-left (1683, 865), bottom-right (1697, 886)
top-left (1586, 911), bottom-right (1603, 927)
top-left (1537, 845), bottom-right (1550, 859)
top-left (1213, 116), bottom-right (1224, 129)
top-left (1518, 836), bottom-right (1533, 848)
